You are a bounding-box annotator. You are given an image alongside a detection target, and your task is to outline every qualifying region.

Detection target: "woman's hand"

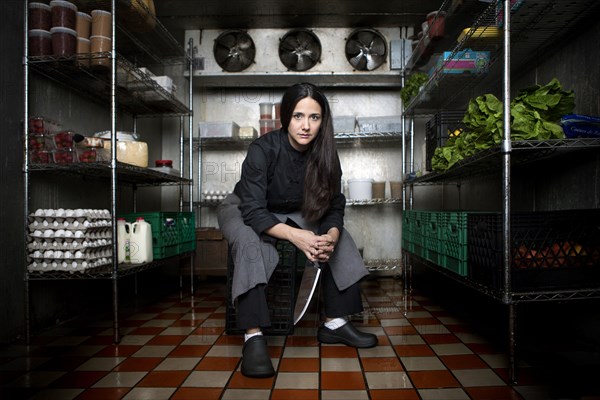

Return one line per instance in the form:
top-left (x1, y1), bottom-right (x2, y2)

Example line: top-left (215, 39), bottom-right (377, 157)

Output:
top-left (288, 228), bottom-right (336, 263)
top-left (265, 224), bottom-right (340, 263)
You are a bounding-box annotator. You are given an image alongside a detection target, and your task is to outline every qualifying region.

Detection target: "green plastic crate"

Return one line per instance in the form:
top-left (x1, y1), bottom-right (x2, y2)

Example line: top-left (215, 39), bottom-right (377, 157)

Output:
top-left (119, 212), bottom-right (179, 248)
top-left (442, 254), bottom-right (468, 276)
top-left (421, 211), bottom-right (444, 264)
top-left (177, 212), bottom-right (196, 254)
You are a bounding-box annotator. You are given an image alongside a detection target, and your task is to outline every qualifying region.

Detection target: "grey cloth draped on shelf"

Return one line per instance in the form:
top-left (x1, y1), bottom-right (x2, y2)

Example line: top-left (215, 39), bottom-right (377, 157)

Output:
top-left (217, 193), bottom-right (369, 303)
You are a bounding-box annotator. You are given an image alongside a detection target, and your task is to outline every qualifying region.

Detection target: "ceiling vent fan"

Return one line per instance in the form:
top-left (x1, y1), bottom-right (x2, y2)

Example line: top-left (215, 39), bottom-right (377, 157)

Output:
top-left (345, 28), bottom-right (387, 71)
top-left (278, 28), bottom-right (322, 72)
top-left (213, 30), bottom-right (256, 72)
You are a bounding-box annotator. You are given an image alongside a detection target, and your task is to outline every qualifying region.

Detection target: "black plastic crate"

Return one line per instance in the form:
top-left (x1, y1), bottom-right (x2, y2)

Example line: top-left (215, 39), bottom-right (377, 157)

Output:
top-left (467, 210), bottom-right (600, 290)
top-left (226, 240), bottom-right (305, 335)
top-left (425, 110), bottom-right (465, 171)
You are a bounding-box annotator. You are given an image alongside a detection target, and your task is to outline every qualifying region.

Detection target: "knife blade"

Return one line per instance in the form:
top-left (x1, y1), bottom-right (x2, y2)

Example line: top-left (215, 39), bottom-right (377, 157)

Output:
top-left (293, 261), bottom-right (321, 325)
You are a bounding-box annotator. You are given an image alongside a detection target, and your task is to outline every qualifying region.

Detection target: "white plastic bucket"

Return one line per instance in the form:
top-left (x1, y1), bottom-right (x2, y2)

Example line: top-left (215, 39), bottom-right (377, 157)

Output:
top-left (129, 217), bottom-right (153, 263)
top-left (348, 178), bottom-right (373, 200)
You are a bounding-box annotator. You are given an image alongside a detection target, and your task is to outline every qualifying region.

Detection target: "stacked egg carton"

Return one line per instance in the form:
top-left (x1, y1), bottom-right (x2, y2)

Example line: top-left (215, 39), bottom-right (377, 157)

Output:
top-left (202, 190), bottom-right (232, 205)
top-left (27, 208), bottom-right (112, 273)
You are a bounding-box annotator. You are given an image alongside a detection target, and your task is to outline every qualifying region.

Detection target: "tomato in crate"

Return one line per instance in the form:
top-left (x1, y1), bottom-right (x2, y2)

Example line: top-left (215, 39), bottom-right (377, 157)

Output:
top-left (75, 147), bottom-right (97, 162)
top-left (53, 148), bottom-right (74, 164)
top-left (53, 130), bottom-right (74, 149)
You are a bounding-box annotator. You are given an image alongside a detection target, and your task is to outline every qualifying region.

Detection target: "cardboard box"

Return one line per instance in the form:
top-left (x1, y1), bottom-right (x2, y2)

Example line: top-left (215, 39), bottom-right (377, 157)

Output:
top-left (437, 49), bottom-right (490, 74)
top-left (194, 229), bottom-right (228, 276)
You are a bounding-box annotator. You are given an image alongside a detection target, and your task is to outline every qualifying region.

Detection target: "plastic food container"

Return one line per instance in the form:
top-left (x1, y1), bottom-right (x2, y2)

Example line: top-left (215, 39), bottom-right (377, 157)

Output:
top-left (357, 115), bottom-right (402, 132)
top-left (259, 119), bottom-right (276, 136)
top-left (372, 181), bottom-right (385, 199)
top-left (348, 178), bottom-right (373, 200)
top-left (53, 131), bottom-right (74, 149)
top-left (150, 159), bottom-right (180, 175)
top-left (30, 149), bottom-right (52, 164)
top-left (29, 133), bottom-right (52, 151)
top-left (50, 0), bottom-right (77, 30)
top-left (91, 10), bottom-right (112, 38)
top-left (76, 37), bottom-right (90, 67)
top-left (53, 148), bottom-right (74, 164)
top-left (74, 146), bottom-right (97, 162)
top-left (199, 121), bottom-right (241, 138)
top-left (29, 3), bottom-right (52, 30)
top-left (99, 140), bottom-right (149, 167)
top-left (50, 26), bottom-right (77, 56)
top-left (90, 35), bottom-right (111, 68)
top-left (28, 29), bottom-right (52, 56)
top-left (333, 116), bottom-right (356, 133)
top-left (426, 11), bottom-right (446, 39)
top-left (28, 116), bottom-right (60, 135)
top-left (390, 181), bottom-right (402, 199)
top-left (76, 12), bottom-right (91, 38)
top-left (155, 160), bottom-right (173, 168)
top-left (259, 102), bottom-right (273, 120)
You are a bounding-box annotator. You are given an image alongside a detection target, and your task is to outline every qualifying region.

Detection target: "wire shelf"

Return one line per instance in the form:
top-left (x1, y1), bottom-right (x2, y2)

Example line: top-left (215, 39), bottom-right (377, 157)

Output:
top-left (29, 161), bottom-right (192, 186)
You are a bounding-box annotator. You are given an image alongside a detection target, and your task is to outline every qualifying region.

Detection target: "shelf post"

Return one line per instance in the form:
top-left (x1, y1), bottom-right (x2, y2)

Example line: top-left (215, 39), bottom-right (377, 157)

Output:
top-left (188, 37), bottom-right (195, 296)
top-left (110, 0), bottom-right (120, 344)
top-left (23, 0), bottom-right (31, 344)
top-left (501, 0), bottom-right (515, 383)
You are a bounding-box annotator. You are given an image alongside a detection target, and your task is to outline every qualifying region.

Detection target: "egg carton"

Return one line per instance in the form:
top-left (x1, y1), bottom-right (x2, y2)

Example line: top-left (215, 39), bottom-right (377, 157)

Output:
top-left (31, 208), bottom-right (112, 220)
top-left (29, 227), bottom-right (112, 240)
top-left (28, 247), bottom-right (113, 261)
top-left (202, 190), bottom-right (232, 203)
top-left (27, 257), bottom-right (111, 273)
top-left (28, 219), bottom-right (111, 231)
top-left (27, 239), bottom-right (112, 251)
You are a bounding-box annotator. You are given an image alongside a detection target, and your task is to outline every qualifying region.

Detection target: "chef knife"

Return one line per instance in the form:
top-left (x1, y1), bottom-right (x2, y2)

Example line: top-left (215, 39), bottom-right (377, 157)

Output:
top-left (293, 260), bottom-right (321, 325)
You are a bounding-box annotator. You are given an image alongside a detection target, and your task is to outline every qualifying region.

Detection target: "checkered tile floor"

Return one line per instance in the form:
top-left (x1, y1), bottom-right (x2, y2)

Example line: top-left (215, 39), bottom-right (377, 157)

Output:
top-left (1, 277), bottom-right (598, 400)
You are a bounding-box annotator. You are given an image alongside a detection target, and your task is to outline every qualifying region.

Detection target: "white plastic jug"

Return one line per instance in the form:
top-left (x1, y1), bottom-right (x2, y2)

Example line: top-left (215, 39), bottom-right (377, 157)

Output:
top-left (129, 217), bottom-right (153, 263)
top-left (116, 218), bottom-right (131, 264)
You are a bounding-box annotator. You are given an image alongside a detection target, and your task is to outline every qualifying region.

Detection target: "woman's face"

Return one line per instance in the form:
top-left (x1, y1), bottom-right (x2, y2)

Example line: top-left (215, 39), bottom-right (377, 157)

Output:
top-left (287, 97), bottom-right (322, 152)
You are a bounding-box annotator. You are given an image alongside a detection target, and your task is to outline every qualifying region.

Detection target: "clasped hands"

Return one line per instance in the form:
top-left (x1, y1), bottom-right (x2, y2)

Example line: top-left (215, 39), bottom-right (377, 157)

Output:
top-left (293, 228), bottom-right (339, 263)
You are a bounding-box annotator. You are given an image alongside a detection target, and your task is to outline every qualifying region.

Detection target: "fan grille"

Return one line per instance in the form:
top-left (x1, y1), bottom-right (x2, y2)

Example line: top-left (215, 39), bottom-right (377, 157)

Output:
top-left (345, 28), bottom-right (387, 71)
top-left (213, 30), bottom-right (256, 72)
top-left (278, 28), bottom-right (322, 72)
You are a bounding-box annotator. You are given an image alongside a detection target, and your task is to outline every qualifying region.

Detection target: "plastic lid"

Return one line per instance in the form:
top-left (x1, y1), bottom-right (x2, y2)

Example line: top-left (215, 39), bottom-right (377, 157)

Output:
top-left (91, 9), bottom-right (112, 16)
top-left (77, 37), bottom-right (90, 43)
top-left (77, 11), bottom-right (92, 20)
top-left (29, 29), bottom-right (51, 37)
top-left (155, 159), bottom-right (173, 167)
top-left (50, 0), bottom-right (78, 11)
top-left (50, 26), bottom-right (77, 36)
top-left (94, 130), bottom-right (138, 141)
top-left (117, 217), bottom-right (125, 221)
top-left (136, 217), bottom-right (144, 221)
top-left (89, 35), bottom-right (112, 41)
top-left (29, 3), bottom-right (51, 10)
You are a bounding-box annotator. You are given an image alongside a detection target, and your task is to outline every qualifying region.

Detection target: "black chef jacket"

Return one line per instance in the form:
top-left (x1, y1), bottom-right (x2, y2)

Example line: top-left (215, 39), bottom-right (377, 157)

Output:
top-left (233, 129), bottom-right (345, 236)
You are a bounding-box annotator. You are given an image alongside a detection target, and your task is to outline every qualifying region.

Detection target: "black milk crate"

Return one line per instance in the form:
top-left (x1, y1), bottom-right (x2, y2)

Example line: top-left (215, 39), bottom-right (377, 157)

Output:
top-left (226, 240), bottom-right (305, 335)
top-left (425, 110), bottom-right (465, 171)
top-left (467, 210), bottom-right (600, 290)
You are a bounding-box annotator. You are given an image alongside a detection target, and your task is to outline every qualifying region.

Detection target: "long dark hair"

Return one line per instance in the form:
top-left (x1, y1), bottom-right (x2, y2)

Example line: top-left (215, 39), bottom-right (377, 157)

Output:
top-left (280, 83), bottom-right (341, 222)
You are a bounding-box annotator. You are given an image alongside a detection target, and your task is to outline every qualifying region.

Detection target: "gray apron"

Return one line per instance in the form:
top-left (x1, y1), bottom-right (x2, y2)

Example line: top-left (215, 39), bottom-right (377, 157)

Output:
top-left (217, 193), bottom-right (369, 302)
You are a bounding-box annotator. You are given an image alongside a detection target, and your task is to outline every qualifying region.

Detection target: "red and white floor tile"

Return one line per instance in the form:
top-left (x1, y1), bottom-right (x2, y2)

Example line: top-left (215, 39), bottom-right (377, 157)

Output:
top-left (1, 277), bottom-right (598, 400)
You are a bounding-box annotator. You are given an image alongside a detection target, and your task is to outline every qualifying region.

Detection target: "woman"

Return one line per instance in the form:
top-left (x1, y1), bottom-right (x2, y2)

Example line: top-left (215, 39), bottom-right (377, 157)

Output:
top-left (217, 83), bottom-right (376, 379)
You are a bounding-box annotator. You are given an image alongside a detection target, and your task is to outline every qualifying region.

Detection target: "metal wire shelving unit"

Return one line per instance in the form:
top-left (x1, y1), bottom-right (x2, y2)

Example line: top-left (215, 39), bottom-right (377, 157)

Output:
top-left (23, 0), bottom-right (195, 343)
top-left (401, 0), bottom-right (600, 384)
